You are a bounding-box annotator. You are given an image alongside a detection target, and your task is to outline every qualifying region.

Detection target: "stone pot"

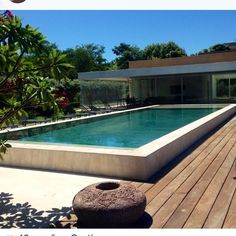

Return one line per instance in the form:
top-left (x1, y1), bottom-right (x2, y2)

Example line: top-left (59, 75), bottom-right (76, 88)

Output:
top-left (72, 181), bottom-right (146, 227)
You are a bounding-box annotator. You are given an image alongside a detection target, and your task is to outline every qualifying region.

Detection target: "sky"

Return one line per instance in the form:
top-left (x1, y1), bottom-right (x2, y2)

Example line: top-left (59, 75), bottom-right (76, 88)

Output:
top-left (13, 10), bottom-right (236, 61)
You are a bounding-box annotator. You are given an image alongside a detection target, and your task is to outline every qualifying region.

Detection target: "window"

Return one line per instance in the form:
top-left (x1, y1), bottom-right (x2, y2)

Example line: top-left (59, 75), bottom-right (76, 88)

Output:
top-left (170, 85), bottom-right (185, 95)
top-left (216, 79), bottom-right (229, 98)
top-left (230, 78), bottom-right (236, 97)
top-left (212, 73), bottom-right (236, 99)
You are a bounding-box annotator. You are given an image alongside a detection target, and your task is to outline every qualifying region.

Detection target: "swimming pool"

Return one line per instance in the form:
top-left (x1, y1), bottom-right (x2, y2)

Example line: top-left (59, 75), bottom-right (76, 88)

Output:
top-left (1, 104), bottom-right (236, 180)
top-left (20, 107), bottom-right (220, 148)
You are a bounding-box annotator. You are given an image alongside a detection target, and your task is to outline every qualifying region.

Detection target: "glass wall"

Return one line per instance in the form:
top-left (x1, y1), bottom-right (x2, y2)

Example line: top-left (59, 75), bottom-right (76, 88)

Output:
top-left (80, 80), bottom-right (128, 107)
top-left (131, 74), bottom-right (211, 104)
top-left (182, 74), bottom-right (211, 103)
top-left (231, 77), bottom-right (236, 97)
top-left (212, 73), bottom-right (236, 101)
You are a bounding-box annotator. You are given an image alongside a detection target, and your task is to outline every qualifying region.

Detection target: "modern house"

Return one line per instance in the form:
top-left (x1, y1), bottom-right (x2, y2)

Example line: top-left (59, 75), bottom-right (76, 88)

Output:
top-left (79, 43), bottom-right (236, 104)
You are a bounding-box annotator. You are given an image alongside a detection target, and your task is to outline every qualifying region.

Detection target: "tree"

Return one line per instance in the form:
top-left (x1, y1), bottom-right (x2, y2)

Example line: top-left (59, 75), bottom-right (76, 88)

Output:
top-left (143, 42), bottom-right (186, 60)
top-left (49, 78), bottom-right (81, 113)
top-left (0, 11), bottom-right (72, 158)
top-left (160, 41), bottom-right (187, 58)
top-left (112, 43), bottom-right (143, 69)
top-left (209, 44), bottom-right (230, 52)
top-left (198, 43), bottom-right (231, 55)
top-left (82, 44), bottom-right (107, 70)
top-left (80, 80), bottom-right (127, 106)
top-left (142, 43), bottom-right (161, 60)
top-left (64, 44), bottom-right (109, 79)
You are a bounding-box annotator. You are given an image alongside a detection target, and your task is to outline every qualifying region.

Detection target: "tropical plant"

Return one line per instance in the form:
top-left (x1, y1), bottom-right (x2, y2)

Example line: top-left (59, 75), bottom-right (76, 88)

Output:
top-left (49, 78), bottom-right (81, 113)
top-left (0, 11), bottom-right (73, 159)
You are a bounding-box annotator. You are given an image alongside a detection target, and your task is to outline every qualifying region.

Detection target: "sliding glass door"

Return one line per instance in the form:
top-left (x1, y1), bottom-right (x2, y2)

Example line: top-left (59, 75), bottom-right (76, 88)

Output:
top-left (212, 73), bottom-right (236, 101)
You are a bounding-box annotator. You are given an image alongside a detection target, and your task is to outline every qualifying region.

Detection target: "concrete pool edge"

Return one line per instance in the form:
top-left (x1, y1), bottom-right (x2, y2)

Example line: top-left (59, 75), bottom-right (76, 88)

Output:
top-left (0, 104), bottom-right (160, 136)
top-left (138, 104), bottom-right (236, 179)
top-left (1, 104), bottom-right (236, 180)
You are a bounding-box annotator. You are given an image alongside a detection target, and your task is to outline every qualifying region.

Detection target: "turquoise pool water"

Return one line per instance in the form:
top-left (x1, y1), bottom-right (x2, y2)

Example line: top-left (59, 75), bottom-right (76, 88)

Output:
top-left (20, 107), bottom-right (220, 148)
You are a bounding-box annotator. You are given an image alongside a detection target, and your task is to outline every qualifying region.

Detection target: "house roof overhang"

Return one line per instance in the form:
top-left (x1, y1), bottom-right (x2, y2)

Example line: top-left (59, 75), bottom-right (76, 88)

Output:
top-left (79, 60), bottom-right (236, 81)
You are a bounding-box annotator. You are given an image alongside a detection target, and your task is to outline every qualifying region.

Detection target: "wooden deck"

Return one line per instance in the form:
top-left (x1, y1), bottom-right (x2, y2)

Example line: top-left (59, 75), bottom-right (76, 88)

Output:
top-left (58, 115), bottom-right (236, 228)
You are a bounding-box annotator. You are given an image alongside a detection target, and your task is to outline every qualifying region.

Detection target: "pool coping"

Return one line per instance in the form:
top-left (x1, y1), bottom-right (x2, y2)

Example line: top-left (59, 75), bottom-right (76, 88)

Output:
top-left (0, 104), bottom-right (160, 134)
top-left (1, 104), bottom-right (236, 180)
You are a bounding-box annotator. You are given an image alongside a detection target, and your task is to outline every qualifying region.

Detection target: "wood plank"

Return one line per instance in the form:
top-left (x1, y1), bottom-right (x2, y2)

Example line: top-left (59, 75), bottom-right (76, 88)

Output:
top-left (183, 141), bottom-right (236, 228)
top-left (138, 182), bottom-right (154, 193)
top-left (223, 189), bottom-right (236, 228)
top-left (152, 138), bottom-right (235, 228)
top-left (145, 132), bottom-right (225, 205)
top-left (56, 117), bottom-right (236, 228)
top-left (144, 120), bottom-right (236, 204)
top-left (146, 125), bottom-right (236, 217)
top-left (155, 134), bottom-right (236, 228)
top-left (203, 149), bottom-right (236, 228)
top-left (150, 192), bottom-right (186, 228)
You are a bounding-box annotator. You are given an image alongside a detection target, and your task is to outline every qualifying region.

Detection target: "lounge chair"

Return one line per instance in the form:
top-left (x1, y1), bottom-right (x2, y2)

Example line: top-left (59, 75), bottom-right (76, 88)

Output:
top-left (88, 105), bottom-right (108, 114)
top-left (80, 105), bottom-right (97, 115)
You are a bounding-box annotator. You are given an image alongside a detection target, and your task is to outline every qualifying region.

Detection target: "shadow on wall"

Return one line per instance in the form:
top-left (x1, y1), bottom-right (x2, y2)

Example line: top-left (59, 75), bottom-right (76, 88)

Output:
top-left (0, 192), bottom-right (72, 228)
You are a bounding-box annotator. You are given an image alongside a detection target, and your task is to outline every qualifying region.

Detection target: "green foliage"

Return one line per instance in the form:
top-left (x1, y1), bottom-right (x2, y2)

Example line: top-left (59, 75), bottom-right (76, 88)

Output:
top-left (80, 80), bottom-right (128, 106)
top-left (49, 78), bottom-right (81, 105)
top-left (0, 139), bottom-right (11, 160)
top-left (216, 79), bottom-right (229, 97)
top-left (63, 44), bottom-right (109, 79)
top-left (112, 43), bottom-right (143, 69)
top-left (83, 44), bottom-right (107, 69)
top-left (198, 43), bottom-right (231, 55)
top-left (143, 42), bottom-right (186, 60)
top-left (112, 42), bottom-right (186, 69)
top-left (142, 44), bottom-right (161, 60)
top-left (0, 11), bottom-right (72, 158)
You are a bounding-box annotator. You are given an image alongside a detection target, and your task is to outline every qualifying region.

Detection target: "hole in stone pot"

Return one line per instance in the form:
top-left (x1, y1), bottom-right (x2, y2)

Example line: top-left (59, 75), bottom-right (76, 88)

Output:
top-left (10, 0), bottom-right (26, 3)
top-left (96, 182), bottom-right (120, 191)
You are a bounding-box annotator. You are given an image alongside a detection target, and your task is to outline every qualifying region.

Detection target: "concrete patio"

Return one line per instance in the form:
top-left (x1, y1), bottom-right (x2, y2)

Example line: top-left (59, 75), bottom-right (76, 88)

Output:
top-left (0, 166), bottom-right (117, 228)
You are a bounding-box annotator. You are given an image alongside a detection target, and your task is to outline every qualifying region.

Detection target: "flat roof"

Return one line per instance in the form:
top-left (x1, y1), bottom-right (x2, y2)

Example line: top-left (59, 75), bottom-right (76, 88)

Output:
top-left (79, 60), bottom-right (236, 80)
top-left (129, 50), bottom-right (236, 69)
